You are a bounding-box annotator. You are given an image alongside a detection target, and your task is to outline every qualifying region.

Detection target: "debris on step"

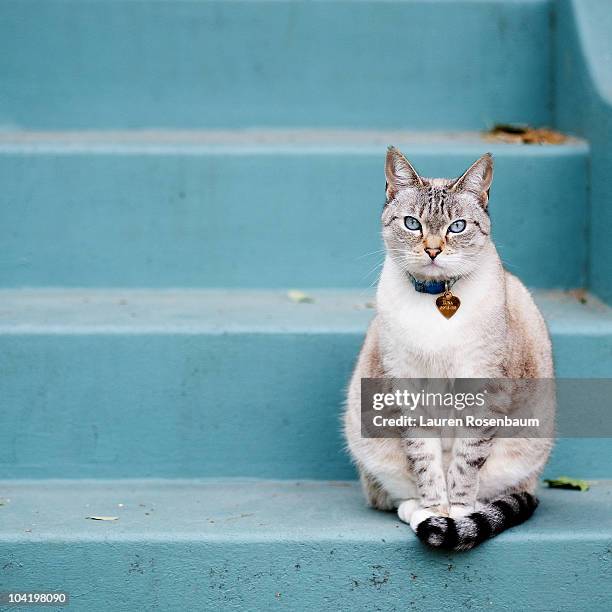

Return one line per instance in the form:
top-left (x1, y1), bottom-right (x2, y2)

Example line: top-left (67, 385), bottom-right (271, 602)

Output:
top-left (353, 301), bottom-right (376, 310)
top-left (544, 476), bottom-right (590, 491)
top-left (288, 290), bottom-right (314, 304)
top-left (224, 513), bottom-right (255, 522)
top-left (86, 515), bottom-right (119, 521)
top-left (567, 289), bottom-right (589, 305)
top-left (485, 124), bottom-right (567, 145)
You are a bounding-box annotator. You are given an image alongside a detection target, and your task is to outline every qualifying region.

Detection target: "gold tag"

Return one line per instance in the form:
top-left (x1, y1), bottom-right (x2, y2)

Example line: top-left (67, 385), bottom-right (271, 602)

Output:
top-left (436, 290), bottom-right (460, 319)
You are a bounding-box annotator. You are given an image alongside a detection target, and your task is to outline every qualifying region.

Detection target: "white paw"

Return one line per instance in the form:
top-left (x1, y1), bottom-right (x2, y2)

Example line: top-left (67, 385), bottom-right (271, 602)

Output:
top-left (449, 505), bottom-right (474, 520)
top-left (409, 508), bottom-right (439, 533)
top-left (397, 499), bottom-right (420, 524)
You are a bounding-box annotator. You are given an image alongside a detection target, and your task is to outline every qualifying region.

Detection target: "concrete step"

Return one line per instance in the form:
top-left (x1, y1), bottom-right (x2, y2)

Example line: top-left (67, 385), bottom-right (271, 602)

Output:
top-left (0, 131), bottom-right (588, 288)
top-left (0, 479), bottom-right (610, 611)
top-left (0, 1), bottom-right (552, 130)
top-left (0, 289), bottom-right (610, 479)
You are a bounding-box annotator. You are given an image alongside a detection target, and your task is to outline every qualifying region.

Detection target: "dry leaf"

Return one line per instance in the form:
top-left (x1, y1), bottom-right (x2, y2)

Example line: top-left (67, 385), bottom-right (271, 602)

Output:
top-left (486, 124), bottom-right (567, 145)
top-left (86, 515), bottom-right (119, 521)
top-left (288, 290), bottom-right (314, 304)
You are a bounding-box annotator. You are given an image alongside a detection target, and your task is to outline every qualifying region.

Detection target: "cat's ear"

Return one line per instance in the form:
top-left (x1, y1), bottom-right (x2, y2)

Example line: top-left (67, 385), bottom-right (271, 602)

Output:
top-left (450, 153), bottom-right (494, 207)
top-left (385, 146), bottom-right (423, 200)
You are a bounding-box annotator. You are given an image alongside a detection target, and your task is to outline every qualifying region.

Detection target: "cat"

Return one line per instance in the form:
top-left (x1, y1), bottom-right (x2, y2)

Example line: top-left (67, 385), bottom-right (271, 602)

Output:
top-left (344, 147), bottom-right (554, 550)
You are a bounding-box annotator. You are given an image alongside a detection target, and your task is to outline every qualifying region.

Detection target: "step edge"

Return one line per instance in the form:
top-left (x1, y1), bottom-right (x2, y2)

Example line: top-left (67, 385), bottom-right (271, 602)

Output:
top-left (0, 130), bottom-right (590, 155)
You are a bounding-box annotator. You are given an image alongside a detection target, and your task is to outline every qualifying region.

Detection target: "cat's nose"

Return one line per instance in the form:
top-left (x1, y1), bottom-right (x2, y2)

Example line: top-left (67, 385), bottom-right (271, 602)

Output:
top-left (425, 247), bottom-right (442, 260)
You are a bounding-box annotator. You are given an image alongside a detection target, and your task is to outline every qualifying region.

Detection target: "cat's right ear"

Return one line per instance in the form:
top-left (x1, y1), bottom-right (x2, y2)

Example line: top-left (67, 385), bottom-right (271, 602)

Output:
top-left (385, 146), bottom-right (423, 200)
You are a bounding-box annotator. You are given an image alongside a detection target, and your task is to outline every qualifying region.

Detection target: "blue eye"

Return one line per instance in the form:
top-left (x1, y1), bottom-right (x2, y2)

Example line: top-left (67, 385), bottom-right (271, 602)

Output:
top-left (404, 216), bottom-right (422, 231)
top-left (448, 220), bottom-right (466, 233)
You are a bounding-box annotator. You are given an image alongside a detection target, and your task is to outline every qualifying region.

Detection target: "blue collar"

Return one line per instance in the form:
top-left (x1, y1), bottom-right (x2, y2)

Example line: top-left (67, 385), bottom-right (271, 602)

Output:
top-left (408, 275), bottom-right (457, 295)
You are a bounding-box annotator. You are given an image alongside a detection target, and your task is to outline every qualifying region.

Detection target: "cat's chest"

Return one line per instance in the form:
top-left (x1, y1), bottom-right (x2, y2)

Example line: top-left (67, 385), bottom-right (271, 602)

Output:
top-left (379, 295), bottom-right (493, 377)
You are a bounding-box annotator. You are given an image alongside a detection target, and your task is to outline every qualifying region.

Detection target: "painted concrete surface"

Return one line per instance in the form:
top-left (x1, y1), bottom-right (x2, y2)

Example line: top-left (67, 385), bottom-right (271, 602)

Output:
top-left (555, 0), bottom-right (612, 304)
top-left (0, 289), bottom-right (609, 479)
top-left (0, 1), bottom-right (552, 130)
top-left (0, 134), bottom-right (588, 288)
top-left (0, 479), bottom-right (610, 611)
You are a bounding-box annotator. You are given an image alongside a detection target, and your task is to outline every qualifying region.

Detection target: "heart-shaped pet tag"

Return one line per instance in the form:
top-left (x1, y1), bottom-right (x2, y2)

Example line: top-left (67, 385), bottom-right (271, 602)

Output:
top-left (436, 291), bottom-right (461, 319)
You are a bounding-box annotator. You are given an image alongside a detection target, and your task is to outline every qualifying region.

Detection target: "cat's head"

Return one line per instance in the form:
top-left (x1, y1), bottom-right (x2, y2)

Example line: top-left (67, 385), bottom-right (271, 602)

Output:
top-left (381, 147), bottom-right (494, 281)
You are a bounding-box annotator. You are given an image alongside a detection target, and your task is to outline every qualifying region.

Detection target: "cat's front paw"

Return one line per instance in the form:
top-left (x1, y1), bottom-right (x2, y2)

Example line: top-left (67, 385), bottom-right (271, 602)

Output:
top-left (426, 503), bottom-right (449, 517)
top-left (408, 504), bottom-right (448, 533)
top-left (449, 504), bottom-right (474, 520)
top-left (397, 499), bottom-right (420, 524)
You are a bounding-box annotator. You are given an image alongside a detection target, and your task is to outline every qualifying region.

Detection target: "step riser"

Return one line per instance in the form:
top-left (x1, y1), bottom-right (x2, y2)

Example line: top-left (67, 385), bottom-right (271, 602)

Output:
top-left (0, 1), bottom-right (551, 129)
top-left (0, 332), bottom-right (608, 479)
top-left (1, 539), bottom-right (609, 612)
top-left (0, 146), bottom-right (588, 288)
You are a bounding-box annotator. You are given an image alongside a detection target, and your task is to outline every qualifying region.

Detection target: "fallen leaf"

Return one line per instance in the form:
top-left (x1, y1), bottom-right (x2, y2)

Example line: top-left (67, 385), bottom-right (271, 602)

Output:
top-left (486, 124), bottom-right (567, 145)
top-left (544, 476), bottom-right (590, 491)
top-left (523, 128), bottom-right (567, 145)
top-left (86, 515), bottom-right (119, 521)
top-left (288, 290), bottom-right (314, 304)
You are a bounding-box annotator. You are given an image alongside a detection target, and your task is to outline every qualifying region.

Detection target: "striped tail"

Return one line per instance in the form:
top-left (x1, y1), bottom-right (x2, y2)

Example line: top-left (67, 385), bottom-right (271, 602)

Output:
top-left (416, 492), bottom-right (538, 551)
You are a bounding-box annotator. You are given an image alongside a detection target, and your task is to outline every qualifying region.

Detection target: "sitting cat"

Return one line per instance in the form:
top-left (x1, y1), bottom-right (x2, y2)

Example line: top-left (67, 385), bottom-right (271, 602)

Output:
top-left (344, 147), bottom-right (554, 550)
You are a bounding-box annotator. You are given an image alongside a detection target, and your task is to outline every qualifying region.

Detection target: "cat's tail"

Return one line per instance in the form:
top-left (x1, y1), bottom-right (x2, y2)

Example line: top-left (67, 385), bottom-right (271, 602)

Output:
top-left (415, 492), bottom-right (538, 551)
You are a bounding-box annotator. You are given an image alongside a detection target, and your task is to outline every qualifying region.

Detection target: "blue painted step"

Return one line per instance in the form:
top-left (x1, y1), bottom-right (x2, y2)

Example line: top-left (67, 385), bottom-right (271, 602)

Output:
top-left (0, 1), bottom-right (552, 130)
top-left (0, 132), bottom-right (588, 289)
top-left (0, 289), bottom-right (610, 479)
top-left (0, 479), bottom-right (610, 611)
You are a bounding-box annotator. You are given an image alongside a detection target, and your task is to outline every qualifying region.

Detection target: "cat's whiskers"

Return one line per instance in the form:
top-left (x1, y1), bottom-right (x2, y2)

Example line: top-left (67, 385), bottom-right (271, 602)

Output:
top-left (367, 267), bottom-right (384, 289)
top-left (362, 259), bottom-right (385, 284)
top-left (355, 248), bottom-right (388, 260)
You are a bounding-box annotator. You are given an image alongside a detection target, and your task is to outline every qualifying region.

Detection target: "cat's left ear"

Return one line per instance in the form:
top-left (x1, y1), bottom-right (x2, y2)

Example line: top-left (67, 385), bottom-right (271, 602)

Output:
top-left (450, 153), bottom-right (494, 208)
